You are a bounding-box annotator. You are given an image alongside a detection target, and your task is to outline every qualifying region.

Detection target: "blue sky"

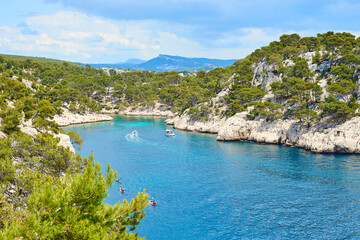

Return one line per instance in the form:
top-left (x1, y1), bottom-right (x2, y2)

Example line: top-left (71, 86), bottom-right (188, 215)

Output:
top-left (0, 0), bottom-right (359, 63)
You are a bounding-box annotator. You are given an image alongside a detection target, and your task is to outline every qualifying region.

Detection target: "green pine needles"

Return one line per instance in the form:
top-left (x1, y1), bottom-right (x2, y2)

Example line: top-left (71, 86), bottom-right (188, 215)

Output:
top-left (1, 153), bottom-right (149, 239)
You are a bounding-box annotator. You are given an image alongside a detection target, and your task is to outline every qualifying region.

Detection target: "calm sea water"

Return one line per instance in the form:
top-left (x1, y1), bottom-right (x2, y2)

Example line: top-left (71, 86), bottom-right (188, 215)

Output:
top-left (64, 115), bottom-right (360, 240)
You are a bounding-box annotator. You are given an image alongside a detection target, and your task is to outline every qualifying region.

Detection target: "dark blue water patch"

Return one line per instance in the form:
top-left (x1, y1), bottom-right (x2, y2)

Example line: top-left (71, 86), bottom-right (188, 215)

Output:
top-left (64, 115), bottom-right (360, 240)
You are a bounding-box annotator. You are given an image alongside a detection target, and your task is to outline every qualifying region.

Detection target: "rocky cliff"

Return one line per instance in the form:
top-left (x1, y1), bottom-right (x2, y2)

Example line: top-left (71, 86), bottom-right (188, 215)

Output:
top-left (217, 113), bottom-right (360, 153)
top-left (166, 112), bottom-right (360, 154)
top-left (54, 108), bottom-right (113, 126)
top-left (117, 102), bottom-right (175, 117)
top-left (165, 49), bottom-right (360, 154)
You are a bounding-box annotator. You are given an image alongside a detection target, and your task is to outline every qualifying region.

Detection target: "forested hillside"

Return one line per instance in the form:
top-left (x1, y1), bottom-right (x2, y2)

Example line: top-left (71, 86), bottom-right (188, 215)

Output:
top-left (2, 31), bottom-right (359, 124)
top-left (0, 56), bottom-right (149, 239)
top-left (166, 32), bottom-right (360, 153)
top-left (0, 53), bottom-right (236, 115)
top-left (185, 32), bottom-right (360, 124)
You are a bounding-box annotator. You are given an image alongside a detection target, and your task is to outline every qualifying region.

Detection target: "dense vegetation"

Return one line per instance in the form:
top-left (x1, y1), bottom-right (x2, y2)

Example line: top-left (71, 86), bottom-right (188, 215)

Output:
top-left (0, 54), bottom-right (234, 115)
top-left (1, 153), bottom-right (148, 239)
top-left (222, 32), bottom-right (360, 123)
top-left (0, 56), bottom-right (149, 238)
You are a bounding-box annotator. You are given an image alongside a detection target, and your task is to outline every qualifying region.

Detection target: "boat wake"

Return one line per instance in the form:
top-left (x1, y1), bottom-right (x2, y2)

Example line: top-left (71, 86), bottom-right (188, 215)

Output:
top-left (125, 132), bottom-right (144, 143)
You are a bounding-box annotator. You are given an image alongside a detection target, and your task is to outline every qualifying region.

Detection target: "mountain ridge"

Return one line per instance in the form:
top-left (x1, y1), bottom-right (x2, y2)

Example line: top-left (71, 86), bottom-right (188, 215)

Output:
top-left (84, 54), bottom-right (238, 71)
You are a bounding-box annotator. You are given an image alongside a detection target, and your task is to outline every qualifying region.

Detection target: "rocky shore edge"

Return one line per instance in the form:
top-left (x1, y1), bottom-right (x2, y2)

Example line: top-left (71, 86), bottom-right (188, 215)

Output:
top-left (51, 104), bottom-right (360, 154)
top-left (52, 103), bottom-right (173, 151)
top-left (52, 109), bottom-right (113, 151)
top-left (54, 108), bottom-right (113, 126)
top-left (115, 102), bottom-right (175, 117)
top-left (165, 113), bottom-right (360, 154)
top-left (11, 109), bottom-right (113, 153)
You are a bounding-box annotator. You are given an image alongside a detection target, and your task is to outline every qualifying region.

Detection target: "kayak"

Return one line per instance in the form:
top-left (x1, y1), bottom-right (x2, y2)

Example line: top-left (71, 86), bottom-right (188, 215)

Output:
top-left (149, 200), bottom-right (157, 206)
top-left (119, 188), bottom-right (125, 193)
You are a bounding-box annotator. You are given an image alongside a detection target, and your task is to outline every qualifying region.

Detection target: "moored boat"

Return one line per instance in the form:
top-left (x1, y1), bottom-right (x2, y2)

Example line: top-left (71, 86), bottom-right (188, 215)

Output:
top-left (165, 129), bottom-right (175, 136)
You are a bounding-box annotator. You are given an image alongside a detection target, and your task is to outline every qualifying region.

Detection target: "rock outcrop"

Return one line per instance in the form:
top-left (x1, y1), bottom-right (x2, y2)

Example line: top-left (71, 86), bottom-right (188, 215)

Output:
top-left (55, 133), bottom-right (75, 152)
top-left (163, 50), bottom-right (360, 154)
top-left (217, 113), bottom-right (360, 153)
top-left (252, 61), bottom-right (282, 91)
top-left (165, 115), bottom-right (226, 133)
top-left (19, 118), bottom-right (76, 152)
top-left (118, 102), bottom-right (175, 117)
top-left (167, 113), bottom-right (360, 154)
top-left (0, 131), bottom-right (7, 140)
top-left (53, 108), bottom-right (113, 126)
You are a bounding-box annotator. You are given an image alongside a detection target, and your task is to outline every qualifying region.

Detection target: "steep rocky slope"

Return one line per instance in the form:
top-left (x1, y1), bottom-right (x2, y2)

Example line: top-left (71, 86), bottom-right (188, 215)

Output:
top-left (166, 33), bottom-right (360, 153)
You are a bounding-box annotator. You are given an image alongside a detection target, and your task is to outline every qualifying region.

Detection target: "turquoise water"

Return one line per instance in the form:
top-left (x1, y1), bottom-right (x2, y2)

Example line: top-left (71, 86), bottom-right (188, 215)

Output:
top-left (64, 116), bottom-right (360, 240)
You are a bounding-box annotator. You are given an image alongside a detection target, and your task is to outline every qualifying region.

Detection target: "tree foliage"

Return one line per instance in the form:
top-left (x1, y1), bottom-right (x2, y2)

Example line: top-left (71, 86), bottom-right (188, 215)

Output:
top-left (319, 95), bottom-right (355, 121)
top-left (67, 131), bottom-right (84, 150)
top-left (249, 101), bottom-right (283, 120)
top-left (1, 153), bottom-right (149, 240)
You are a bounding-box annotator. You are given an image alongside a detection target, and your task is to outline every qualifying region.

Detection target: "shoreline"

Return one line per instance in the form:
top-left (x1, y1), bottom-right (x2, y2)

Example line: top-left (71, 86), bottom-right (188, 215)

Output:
top-left (58, 118), bottom-right (113, 127)
top-left (55, 110), bottom-right (360, 155)
top-left (115, 102), bottom-right (175, 118)
top-left (54, 109), bottom-right (114, 127)
top-left (165, 112), bottom-right (360, 154)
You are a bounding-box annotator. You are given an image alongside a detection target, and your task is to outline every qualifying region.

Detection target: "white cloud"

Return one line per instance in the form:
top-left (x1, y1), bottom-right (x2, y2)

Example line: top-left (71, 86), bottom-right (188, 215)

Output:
top-left (3, 10), bottom-right (358, 63)
top-left (1, 10), bottom-right (253, 62)
top-left (0, 11), bottom-right (159, 61)
top-left (215, 28), bottom-right (279, 48)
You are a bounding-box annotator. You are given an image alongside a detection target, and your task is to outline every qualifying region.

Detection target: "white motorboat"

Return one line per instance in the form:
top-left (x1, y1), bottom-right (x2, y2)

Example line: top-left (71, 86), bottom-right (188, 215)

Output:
top-left (165, 129), bottom-right (175, 136)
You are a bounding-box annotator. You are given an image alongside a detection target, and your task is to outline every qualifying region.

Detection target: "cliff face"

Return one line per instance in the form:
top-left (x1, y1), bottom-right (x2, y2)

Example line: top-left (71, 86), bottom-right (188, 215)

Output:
top-left (167, 112), bottom-right (360, 154)
top-left (118, 102), bottom-right (175, 117)
top-left (54, 108), bottom-right (113, 126)
top-left (165, 115), bottom-right (226, 133)
top-left (252, 61), bottom-right (282, 91)
top-left (217, 113), bottom-right (360, 153)
top-left (18, 118), bottom-right (76, 152)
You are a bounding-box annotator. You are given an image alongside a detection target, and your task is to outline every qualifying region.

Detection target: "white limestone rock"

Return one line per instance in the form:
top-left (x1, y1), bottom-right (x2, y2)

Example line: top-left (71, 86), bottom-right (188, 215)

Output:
top-left (309, 63), bottom-right (318, 72)
top-left (0, 131), bottom-right (7, 139)
top-left (53, 108), bottom-right (113, 126)
top-left (318, 60), bottom-right (332, 72)
top-left (167, 114), bottom-right (226, 134)
top-left (55, 133), bottom-right (75, 152)
top-left (252, 61), bottom-right (281, 91)
top-left (300, 51), bottom-right (316, 61)
top-left (283, 59), bottom-right (295, 67)
top-left (19, 118), bottom-right (39, 136)
top-left (164, 51), bottom-right (360, 154)
top-left (169, 111), bottom-right (360, 154)
top-left (119, 102), bottom-right (175, 117)
top-left (21, 78), bottom-right (35, 91)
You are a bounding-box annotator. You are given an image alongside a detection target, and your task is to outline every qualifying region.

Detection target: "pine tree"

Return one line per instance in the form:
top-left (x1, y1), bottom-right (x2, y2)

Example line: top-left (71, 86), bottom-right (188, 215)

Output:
top-left (1, 153), bottom-right (149, 239)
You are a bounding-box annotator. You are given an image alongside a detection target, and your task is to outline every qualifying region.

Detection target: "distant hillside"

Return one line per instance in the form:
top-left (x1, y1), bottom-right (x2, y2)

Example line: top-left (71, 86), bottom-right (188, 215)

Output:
top-left (0, 53), bottom-right (79, 65)
top-left (84, 58), bottom-right (146, 69)
top-left (85, 54), bottom-right (238, 71)
top-left (125, 58), bottom-right (146, 64)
